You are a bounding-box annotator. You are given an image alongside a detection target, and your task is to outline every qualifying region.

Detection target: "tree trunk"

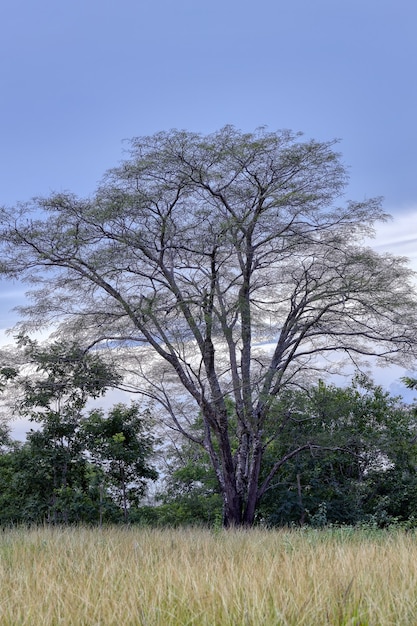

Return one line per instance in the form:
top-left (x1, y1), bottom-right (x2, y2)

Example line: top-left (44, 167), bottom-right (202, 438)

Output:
top-left (220, 447), bottom-right (244, 526)
top-left (222, 483), bottom-right (243, 527)
top-left (243, 442), bottom-right (263, 526)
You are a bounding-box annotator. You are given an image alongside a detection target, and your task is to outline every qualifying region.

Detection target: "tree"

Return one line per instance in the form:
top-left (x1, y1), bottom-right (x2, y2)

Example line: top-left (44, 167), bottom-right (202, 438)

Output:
top-left (1, 126), bottom-right (417, 526)
top-left (82, 403), bottom-right (157, 522)
top-left (0, 342), bottom-right (157, 525)
top-left (256, 375), bottom-right (417, 526)
top-left (14, 334), bottom-right (121, 416)
top-left (7, 335), bottom-right (121, 522)
top-left (0, 437), bottom-right (123, 525)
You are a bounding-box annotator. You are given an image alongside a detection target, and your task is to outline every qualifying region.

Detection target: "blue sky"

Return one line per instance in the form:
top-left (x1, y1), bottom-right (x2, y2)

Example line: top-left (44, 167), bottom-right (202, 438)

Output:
top-left (1, 0), bottom-right (416, 208)
top-left (1, 0), bottom-right (417, 413)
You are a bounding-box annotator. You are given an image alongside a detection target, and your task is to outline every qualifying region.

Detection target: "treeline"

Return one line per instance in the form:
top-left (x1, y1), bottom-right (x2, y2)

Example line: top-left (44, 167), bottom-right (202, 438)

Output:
top-left (0, 403), bottom-right (156, 525)
top-left (1, 337), bottom-right (417, 527)
top-left (146, 376), bottom-right (417, 528)
top-left (0, 336), bottom-right (156, 525)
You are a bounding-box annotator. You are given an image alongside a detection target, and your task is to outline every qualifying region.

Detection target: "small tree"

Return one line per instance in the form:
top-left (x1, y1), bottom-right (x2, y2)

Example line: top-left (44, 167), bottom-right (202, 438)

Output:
top-left (10, 335), bottom-right (120, 522)
top-left (82, 403), bottom-right (157, 521)
top-left (15, 334), bottom-right (120, 416)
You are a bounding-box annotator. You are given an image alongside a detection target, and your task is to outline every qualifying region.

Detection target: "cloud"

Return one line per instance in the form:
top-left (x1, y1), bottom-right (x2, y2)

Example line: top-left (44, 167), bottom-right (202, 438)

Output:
top-left (370, 208), bottom-right (417, 270)
top-left (0, 281), bottom-right (28, 339)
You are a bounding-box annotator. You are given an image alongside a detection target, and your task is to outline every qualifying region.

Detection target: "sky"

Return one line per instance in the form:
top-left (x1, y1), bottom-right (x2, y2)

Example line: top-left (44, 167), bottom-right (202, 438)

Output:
top-left (1, 0), bottom-right (417, 433)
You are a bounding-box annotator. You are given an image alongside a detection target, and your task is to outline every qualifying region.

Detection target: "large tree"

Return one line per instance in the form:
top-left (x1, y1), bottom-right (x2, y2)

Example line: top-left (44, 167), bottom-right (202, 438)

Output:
top-left (1, 126), bottom-right (417, 525)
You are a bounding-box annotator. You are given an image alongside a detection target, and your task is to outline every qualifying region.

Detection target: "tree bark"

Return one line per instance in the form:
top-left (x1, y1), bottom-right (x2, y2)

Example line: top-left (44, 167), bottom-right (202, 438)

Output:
top-left (243, 439), bottom-right (263, 526)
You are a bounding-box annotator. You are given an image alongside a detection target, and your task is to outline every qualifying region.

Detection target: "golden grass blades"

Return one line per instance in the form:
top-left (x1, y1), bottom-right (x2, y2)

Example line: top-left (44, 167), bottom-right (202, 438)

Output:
top-left (1, 526), bottom-right (417, 624)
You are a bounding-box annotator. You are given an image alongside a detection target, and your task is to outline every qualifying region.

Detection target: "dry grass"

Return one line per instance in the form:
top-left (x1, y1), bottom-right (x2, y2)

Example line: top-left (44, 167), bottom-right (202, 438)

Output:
top-left (0, 525), bottom-right (416, 624)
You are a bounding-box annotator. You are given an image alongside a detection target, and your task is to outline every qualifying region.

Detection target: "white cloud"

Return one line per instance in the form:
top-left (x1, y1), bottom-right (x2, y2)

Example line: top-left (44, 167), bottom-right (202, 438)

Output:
top-left (370, 208), bottom-right (417, 270)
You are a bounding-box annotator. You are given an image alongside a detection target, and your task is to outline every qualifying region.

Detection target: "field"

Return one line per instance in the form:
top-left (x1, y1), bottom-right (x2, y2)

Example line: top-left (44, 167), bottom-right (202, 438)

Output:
top-left (0, 526), bottom-right (417, 625)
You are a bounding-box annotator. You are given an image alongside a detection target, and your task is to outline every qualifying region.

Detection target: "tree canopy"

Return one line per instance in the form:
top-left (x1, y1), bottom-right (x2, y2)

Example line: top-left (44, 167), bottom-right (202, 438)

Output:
top-left (1, 126), bottom-right (417, 525)
top-left (0, 339), bottom-right (156, 525)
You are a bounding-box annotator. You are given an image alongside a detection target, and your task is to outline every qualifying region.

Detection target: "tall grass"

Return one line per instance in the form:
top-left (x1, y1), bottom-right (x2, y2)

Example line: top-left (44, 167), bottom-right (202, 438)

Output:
top-left (0, 525), bottom-right (416, 624)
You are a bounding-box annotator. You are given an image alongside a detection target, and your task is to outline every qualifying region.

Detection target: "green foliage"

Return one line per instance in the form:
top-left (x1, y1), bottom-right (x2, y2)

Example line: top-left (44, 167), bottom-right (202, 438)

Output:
top-left (0, 340), bottom-right (156, 525)
top-left (157, 447), bottom-right (222, 526)
top-left (0, 406), bottom-right (158, 526)
top-left (3, 336), bottom-right (123, 523)
top-left (82, 403), bottom-right (158, 521)
top-left (15, 334), bottom-right (121, 420)
top-left (257, 375), bottom-right (417, 527)
top-left (158, 376), bottom-right (417, 528)
top-left (0, 366), bottom-right (18, 389)
top-left (401, 376), bottom-right (417, 391)
top-left (2, 372), bottom-right (417, 528)
top-left (0, 441), bottom-right (122, 525)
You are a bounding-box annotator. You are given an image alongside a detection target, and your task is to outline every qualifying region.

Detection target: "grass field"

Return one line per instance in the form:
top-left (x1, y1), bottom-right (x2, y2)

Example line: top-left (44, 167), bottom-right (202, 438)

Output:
top-left (0, 525), bottom-right (416, 625)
